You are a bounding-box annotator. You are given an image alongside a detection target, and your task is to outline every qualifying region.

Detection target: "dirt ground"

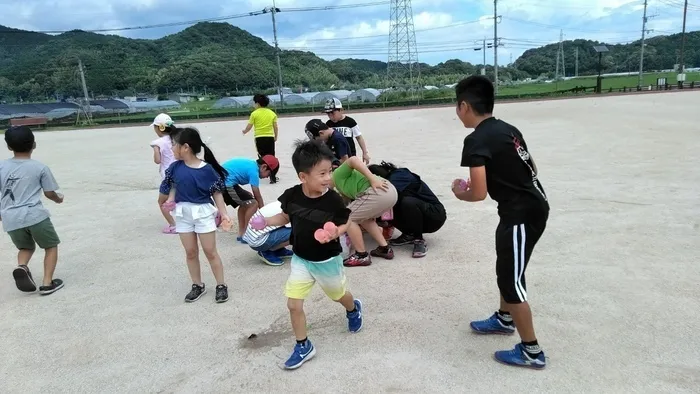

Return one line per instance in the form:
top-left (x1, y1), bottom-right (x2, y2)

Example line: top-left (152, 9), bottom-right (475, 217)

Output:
top-left (1, 91), bottom-right (699, 393)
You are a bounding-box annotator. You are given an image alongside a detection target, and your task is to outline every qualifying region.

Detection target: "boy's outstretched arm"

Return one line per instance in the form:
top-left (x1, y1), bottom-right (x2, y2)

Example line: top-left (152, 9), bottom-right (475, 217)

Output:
top-left (452, 166), bottom-right (488, 202)
top-left (264, 212), bottom-right (290, 227)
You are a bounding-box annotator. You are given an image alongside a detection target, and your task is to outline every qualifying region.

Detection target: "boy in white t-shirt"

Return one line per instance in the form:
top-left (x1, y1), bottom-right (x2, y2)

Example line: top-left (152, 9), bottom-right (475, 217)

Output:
top-left (149, 113), bottom-right (179, 234)
top-left (242, 201), bottom-right (293, 266)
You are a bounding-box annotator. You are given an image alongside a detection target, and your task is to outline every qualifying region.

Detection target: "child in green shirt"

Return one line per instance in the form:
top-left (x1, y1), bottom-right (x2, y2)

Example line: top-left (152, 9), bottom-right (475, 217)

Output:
top-left (331, 156), bottom-right (397, 267)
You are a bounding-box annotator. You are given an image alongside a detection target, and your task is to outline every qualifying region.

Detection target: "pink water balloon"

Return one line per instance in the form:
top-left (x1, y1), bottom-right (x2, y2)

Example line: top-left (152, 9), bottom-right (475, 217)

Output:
top-left (250, 215), bottom-right (266, 230)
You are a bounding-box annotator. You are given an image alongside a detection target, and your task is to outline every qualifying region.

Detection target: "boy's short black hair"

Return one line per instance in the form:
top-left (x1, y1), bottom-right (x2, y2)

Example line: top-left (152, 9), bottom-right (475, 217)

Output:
top-left (292, 139), bottom-right (335, 174)
top-left (455, 76), bottom-right (495, 115)
top-left (253, 94), bottom-right (270, 107)
top-left (5, 126), bottom-right (35, 153)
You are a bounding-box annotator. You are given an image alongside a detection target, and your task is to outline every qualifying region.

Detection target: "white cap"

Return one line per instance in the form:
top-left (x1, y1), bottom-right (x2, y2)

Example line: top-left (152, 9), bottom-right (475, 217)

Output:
top-left (151, 113), bottom-right (173, 127)
top-left (323, 98), bottom-right (343, 113)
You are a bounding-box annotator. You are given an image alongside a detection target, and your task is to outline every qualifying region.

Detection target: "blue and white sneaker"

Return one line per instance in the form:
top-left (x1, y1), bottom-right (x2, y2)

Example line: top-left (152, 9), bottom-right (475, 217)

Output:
top-left (494, 343), bottom-right (546, 369)
top-left (274, 248), bottom-right (294, 259)
top-left (470, 312), bottom-right (515, 335)
top-left (284, 340), bottom-right (316, 370)
top-left (347, 299), bottom-right (363, 333)
top-left (258, 251), bottom-right (284, 266)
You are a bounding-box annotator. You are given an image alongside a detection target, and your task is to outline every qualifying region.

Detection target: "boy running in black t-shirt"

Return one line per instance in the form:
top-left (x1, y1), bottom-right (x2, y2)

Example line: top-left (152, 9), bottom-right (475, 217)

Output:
top-left (256, 139), bottom-right (363, 370)
top-left (452, 76), bottom-right (549, 369)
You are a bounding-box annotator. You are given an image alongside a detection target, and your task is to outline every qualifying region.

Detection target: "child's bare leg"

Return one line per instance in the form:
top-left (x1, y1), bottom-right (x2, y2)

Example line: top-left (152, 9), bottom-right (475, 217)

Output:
top-left (360, 219), bottom-right (389, 247)
top-left (287, 298), bottom-right (307, 340)
top-left (42, 247), bottom-right (58, 286)
top-left (238, 201), bottom-right (258, 236)
top-left (179, 233), bottom-right (202, 284)
top-left (508, 301), bottom-right (536, 342)
top-left (345, 221), bottom-right (366, 253)
top-left (198, 232), bottom-right (225, 285)
top-left (335, 291), bottom-right (356, 311)
top-left (18, 249), bottom-right (33, 266)
top-left (158, 193), bottom-right (175, 226)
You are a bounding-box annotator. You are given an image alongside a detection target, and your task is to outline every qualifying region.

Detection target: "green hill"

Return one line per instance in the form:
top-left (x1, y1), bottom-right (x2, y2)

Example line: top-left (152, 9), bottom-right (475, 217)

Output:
top-left (0, 22), bottom-right (697, 103)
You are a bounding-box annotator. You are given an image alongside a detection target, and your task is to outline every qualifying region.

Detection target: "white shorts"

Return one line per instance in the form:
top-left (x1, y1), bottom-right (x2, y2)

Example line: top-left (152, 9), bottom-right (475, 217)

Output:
top-left (172, 202), bottom-right (218, 234)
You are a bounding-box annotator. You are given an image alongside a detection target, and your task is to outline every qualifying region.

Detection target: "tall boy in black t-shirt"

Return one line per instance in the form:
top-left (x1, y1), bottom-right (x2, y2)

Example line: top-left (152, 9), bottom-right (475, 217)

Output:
top-left (257, 139), bottom-right (363, 370)
top-left (323, 98), bottom-right (371, 163)
top-left (452, 76), bottom-right (549, 369)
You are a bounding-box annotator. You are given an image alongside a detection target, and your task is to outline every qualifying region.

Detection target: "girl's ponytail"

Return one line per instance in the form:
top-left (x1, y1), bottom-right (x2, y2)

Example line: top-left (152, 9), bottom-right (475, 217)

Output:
top-left (202, 143), bottom-right (228, 180)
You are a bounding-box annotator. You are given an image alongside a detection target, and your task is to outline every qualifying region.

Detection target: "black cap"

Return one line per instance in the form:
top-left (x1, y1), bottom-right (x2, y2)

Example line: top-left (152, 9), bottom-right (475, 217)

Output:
top-left (304, 119), bottom-right (329, 139)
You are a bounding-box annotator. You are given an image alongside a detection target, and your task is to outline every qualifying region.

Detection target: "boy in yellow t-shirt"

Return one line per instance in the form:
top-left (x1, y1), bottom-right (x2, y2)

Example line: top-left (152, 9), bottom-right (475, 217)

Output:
top-left (242, 94), bottom-right (279, 183)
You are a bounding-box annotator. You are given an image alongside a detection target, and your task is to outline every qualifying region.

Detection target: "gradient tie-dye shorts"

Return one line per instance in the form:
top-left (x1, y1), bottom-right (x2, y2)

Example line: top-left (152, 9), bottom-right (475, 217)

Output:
top-left (285, 254), bottom-right (347, 301)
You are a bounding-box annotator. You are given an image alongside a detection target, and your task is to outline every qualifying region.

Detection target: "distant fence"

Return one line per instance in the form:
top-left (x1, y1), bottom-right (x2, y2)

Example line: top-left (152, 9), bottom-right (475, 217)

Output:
top-left (1, 82), bottom-right (697, 130)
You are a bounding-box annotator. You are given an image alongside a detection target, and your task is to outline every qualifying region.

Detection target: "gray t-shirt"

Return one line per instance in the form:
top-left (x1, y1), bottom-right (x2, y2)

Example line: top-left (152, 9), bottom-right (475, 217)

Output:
top-left (0, 158), bottom-right (59, 232)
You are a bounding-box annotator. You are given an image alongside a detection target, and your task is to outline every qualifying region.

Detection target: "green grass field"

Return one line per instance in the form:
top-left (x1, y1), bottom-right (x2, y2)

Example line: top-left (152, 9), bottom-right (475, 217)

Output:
top-left (500, 71), bottom-right (699, 95)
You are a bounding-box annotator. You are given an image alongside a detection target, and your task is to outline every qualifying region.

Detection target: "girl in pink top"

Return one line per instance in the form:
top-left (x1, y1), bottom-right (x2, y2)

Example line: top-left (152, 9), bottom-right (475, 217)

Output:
top-left (150, 113), bottom-right (179, 234)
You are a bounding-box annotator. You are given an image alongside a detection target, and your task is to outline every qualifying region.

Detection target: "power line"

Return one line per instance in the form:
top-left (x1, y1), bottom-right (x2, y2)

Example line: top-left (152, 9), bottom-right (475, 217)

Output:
top-left (0, 1), bottom-right (390, 34)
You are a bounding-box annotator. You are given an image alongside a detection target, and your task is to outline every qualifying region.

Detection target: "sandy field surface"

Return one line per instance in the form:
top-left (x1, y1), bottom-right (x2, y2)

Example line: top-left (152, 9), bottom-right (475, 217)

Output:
top-left (1, 91), bottom-right (699, 393)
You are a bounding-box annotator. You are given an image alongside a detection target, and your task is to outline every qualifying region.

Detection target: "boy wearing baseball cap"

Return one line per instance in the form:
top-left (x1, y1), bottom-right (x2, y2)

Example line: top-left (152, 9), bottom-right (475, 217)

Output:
top-left (221, 155), bottom-right (280, 242)
top-left (304, 119), bottom-right (351, 168)
top-left (324, 98), bottom-right (370, 164)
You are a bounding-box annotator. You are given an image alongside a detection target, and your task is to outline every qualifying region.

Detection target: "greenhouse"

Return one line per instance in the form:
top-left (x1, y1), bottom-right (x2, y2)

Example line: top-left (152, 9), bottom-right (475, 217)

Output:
top-left (310, 90), bottom-right (353, 105)
top-left (283, 92), bottom-right (319, 106)
top-left (212, 96), bottom-right (254, 109)
top-left (347, 88), bottom-right (381, 103)
top-left (115, 99), bottom-right (181, 113)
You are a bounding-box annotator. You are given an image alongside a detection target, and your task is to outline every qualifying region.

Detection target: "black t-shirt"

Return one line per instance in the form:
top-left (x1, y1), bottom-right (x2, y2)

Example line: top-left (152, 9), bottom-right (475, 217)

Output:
top-left (461, 117), bottom-right (549, 223)
top-left (278, 184), bottom-right (351, 262)
top-left (326, 116), bottom-right (359, 157)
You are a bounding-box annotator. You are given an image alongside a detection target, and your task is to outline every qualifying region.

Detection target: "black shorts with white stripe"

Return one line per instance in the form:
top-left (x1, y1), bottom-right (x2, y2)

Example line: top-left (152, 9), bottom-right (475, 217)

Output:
top-left (495, 213), bottom-right (548, 304)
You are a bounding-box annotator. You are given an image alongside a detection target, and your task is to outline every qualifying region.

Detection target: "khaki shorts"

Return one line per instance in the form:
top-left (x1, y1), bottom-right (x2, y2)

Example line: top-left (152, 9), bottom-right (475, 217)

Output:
top-left (348, 183), bottom-right (398, 222)
top-left (7, 218), bottom-right (61, 250)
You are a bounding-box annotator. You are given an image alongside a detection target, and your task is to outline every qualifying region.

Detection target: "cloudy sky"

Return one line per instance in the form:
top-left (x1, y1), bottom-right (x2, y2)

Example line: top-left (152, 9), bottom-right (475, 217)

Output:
top-left (1, 0), bottom-right (696, 65)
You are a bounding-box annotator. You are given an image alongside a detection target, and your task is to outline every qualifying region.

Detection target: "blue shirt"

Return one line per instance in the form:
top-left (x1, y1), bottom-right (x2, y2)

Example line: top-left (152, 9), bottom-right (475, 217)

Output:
top-left (159, 161), bottom-right (225, 204)
top-left (327, 130), bottom-right (350, 161)
top-left (221, 158), bottom-right (260, 187)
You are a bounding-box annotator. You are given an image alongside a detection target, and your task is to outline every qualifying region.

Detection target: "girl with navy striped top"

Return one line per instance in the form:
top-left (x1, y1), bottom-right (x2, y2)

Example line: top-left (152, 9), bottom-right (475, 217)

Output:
top-left (160, 127), bottom-right (233, 303)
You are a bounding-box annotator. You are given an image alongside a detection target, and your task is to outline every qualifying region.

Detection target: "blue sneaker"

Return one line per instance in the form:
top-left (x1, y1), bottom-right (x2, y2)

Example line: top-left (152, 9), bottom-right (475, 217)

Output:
top-left (494, 343), bottom-right (546, 369)
top-left (347, 299), bottom-right (363, 333)
top-left (284, 340), bottom-right (316, 370)
top-left (257, 251), bottom-right (284, 266)
top-left (274, 248), bottom-right (294, 259)
top-left (470, 312), bottom-right (515, 335)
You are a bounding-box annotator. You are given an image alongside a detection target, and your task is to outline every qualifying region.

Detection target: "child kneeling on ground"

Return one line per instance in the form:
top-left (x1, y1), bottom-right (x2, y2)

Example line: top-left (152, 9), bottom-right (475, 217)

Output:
top-left (242, 201), bottom-right (293, 266)
top-left (255, 139), bottom-right (363, 370)
top-left (1, 126), bottom-right (64, 295)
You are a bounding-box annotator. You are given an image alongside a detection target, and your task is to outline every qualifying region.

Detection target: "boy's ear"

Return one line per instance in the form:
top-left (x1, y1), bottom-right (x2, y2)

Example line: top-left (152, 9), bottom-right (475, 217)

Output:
top-left (32, 141), bottom-right (37, 149)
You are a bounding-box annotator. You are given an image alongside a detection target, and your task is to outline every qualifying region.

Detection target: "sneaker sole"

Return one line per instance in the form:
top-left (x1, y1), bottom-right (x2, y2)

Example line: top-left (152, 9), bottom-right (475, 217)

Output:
top-left (470, 327), bottom-right (515, 335)
top-left (284, 347), bottom-right (316, 370)
top-left (258, 255), bottom-right (285, 266)
top-left (216, 296), bottom-right (229, 303)
top-left (39, 282), bottom-right (64, 295)
top-left (13, 267), bottom-right (37, 292)
top-left (185, 289), bottom-right (207, 303)
top-left (493, 354), bottom-right (546, 370)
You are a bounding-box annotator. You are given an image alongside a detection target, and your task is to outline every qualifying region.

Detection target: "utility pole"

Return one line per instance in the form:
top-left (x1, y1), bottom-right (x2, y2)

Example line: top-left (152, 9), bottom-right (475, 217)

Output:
top-left (483, 38), bottom-right (487, 75)
top-left (638, 0), bottom-right (649, 88)
top-left (78, 59), bottom-right (93, 124)
top-left (561, 31), bottom-right (565, 78)
top-left (268, 1), bottom-right (284, 107)
top-left (575, 47), bottom-right (579, 77)
top-left (493, 0), bottom-right (499, 94)
top-left (678, 0), bottom-right (688, 84)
